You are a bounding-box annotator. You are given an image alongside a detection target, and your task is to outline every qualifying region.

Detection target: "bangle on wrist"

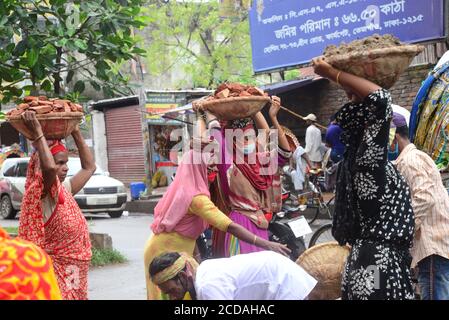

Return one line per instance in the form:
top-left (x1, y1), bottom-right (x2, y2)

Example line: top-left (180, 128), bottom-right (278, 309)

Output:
top-left (252, 235), bottom-right (257, 246)
top-left (33, 133), bottom-right (44, 143)
top-left (336, 71), bottom-right (342, 85)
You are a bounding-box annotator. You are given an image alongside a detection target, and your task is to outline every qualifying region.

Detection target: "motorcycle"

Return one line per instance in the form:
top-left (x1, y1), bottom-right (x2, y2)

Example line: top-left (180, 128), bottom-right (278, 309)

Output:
top-left (196, 228), bottom-right (213, 260)
top-left (268, 209), bottom-right (308, 261)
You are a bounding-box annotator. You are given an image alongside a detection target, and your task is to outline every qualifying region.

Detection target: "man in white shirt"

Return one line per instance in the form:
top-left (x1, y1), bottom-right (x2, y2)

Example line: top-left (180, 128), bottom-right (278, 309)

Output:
top-left (290, 145), bottom-right (312, 191)
top-left (149, 251), bottom-right (317, 300)
top-left (303, 114), bottom-right (323, 168)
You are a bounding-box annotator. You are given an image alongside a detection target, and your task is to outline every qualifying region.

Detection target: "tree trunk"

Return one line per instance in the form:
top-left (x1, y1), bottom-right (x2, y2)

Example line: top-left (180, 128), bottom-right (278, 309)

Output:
top-left (53, 47), bottom-right (62, 96)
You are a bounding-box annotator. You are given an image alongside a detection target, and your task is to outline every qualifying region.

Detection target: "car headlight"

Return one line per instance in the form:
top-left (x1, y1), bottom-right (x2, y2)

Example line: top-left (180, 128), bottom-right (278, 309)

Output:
top-left (117, 185), bottom-right (126, 193)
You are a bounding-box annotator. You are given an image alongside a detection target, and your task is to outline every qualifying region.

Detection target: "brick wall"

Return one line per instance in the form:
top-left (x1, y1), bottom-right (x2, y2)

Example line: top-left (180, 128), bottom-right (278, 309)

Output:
top-left (275, 64), bottom-right (435, 141)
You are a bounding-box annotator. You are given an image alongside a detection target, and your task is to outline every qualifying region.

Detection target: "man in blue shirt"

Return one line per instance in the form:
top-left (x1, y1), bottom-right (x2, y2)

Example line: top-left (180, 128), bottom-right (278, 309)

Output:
top-left (325, 115), bottom-right (345, 163)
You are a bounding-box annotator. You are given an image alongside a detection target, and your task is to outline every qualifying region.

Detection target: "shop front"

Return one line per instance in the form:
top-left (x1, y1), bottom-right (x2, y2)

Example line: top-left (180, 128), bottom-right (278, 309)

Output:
top-left (145, 90), bottom-right (212, 189)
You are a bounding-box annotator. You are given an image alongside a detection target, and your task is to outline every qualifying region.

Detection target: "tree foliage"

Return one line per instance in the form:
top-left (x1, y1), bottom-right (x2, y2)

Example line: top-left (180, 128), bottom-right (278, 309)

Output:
top-left (0, 0), bottom-right (147, 104)
top-left (144, 0), bottom-right (255, 89)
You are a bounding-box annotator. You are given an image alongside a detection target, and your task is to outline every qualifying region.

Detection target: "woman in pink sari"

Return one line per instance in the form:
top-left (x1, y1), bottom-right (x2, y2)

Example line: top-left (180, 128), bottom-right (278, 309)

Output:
top-left (18, 111), bottom-right (96, 300)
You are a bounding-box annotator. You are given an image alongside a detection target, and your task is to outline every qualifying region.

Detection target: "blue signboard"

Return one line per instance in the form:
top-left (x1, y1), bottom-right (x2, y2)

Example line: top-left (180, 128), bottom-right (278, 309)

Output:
top-left (249, 0), bottom-right (446, 73)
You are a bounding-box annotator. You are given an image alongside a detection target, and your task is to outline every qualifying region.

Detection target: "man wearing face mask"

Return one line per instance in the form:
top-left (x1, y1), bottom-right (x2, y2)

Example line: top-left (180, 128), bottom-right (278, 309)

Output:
top-left (393, 113), bottom-right (449, 300)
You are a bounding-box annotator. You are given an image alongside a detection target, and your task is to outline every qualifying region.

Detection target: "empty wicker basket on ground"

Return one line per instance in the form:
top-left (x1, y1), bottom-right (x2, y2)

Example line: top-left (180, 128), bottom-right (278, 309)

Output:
top-left (296, 241), bottom-right (350, 300)
top-left (325, 45), bottom-right (424, 89)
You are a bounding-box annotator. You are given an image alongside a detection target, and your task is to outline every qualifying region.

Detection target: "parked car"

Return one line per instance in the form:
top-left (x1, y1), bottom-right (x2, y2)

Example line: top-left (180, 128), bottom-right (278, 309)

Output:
top-left (0, 157), bottom-right (127, 219)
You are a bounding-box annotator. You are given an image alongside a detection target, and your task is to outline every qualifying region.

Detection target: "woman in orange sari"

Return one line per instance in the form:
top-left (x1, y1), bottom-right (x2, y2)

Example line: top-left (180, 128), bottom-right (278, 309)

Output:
top-left (18, 111), bottom-right (96, 300)
top-left (0, 226), bottom-right (61, 300)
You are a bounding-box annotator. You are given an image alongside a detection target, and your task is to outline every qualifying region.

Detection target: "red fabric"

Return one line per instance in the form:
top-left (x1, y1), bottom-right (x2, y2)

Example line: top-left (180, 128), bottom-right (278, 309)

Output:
top-left (50, 141), bottom-right (67, 156)
top-left (18, 152), bottom-right (91, 300)
top-left (232, 125), bottom-right (273, 191)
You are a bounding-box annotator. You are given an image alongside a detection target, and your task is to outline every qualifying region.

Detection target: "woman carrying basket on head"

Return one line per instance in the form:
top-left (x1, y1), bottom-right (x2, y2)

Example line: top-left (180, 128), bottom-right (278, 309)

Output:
top-left (205, 96), bottom-right (293, 257)
top-left (18, 111), bottom-right (96, 300)
top-left (312, 57), bottom-right (415, 300)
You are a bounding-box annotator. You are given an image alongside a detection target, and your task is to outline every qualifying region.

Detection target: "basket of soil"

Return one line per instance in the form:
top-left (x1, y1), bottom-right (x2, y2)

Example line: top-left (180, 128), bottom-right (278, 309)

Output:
top-left (196, 83), bottom-right (271, 121)
top-left (323, 34), bottom-right (424, 89)
top-left (296, 241), bottom-right (350, 300)
top-left (7, 96), bottom-right (84, 140)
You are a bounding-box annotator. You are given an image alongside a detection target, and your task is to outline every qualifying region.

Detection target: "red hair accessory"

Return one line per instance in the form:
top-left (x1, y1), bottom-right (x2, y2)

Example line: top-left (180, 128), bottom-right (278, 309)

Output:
top-left (50, 141), bottom-right (67, 156)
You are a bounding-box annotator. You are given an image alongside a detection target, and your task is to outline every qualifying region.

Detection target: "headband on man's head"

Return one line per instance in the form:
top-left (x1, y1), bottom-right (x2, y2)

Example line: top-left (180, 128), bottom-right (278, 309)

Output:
top-left (152, 254), bottom-right (187, 285)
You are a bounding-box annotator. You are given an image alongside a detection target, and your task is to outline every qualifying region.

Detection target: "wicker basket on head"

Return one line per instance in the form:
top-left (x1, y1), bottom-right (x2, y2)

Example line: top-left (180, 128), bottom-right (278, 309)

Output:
top-left (325, 44), bottom-right (424, 89)
top-left (199, 96), bottom-right (270, 121)
top-left (296, 241), bottom-right (350, 300)
top-left (7, 112), bottom-right (83, 140)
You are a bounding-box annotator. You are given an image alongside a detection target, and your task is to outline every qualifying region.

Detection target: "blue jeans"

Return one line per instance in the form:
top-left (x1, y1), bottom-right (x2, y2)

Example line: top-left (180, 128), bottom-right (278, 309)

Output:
top-left (417, 255), bottom-right (449, 300)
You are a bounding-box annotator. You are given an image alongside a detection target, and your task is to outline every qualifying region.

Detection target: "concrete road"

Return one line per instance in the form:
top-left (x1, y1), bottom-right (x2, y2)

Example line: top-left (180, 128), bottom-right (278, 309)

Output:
top-left (86, 213), bottom-right (153, 300)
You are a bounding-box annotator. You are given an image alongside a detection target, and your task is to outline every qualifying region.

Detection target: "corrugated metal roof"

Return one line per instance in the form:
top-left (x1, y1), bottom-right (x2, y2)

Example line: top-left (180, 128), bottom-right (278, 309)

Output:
top-left (91, 95), bottom-right (139, 111)
top-left (260, 77), bottom-right (325, 95)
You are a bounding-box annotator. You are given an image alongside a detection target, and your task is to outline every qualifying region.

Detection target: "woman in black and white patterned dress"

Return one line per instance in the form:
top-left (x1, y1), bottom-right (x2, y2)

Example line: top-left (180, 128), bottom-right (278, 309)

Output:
top-left (312, 57), bottom-right (415, 300)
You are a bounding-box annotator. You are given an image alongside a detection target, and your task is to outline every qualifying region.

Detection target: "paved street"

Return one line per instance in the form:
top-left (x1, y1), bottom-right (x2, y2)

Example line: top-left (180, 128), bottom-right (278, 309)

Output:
top-left (1, 212), bottom-right (329, 300)
top-left (86, 213), bottom-right (153, 300)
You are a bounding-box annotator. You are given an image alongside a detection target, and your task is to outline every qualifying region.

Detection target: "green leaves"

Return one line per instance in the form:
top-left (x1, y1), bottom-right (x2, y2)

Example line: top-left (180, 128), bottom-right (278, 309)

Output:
top-left (41, 79), bottom-right (52, 92)
top-left (27, 48), bottom-right (39, 67)
top-left (0, 0), bottom-right (148, 104)
top-left (66, 70), bottom-right (75, 84)
top-left (74, 80), bottom-right (85, 94)
top-left (74, 39), bottom-right (88, 51)
top-left (144, 1), bottom-right (253, 89)
top-left (89, 80), bottom-right (101, 91)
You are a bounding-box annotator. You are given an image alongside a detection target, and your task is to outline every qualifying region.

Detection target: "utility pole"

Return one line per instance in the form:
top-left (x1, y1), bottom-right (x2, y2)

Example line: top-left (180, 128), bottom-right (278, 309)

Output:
top-left (139, 86), bottom-right (153, 197)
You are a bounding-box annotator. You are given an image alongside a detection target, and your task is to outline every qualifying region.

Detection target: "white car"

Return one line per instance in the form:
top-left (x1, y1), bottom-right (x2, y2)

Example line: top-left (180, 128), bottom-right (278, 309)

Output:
top-left (0, 157), bottom-right (127, 219)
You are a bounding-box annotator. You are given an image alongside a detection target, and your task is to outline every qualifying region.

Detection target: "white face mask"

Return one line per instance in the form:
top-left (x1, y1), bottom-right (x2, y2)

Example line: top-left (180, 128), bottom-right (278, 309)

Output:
top-left (243, 143), bottom-right (256, 155)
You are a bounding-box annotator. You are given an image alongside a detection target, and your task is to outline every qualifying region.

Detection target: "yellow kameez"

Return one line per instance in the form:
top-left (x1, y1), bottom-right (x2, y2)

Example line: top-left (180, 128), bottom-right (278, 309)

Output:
top-left (144, 195), bottom-right (232, 300)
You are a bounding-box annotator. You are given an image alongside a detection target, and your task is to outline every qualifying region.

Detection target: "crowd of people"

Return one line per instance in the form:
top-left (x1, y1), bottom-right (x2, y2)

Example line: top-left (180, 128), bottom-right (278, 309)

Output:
top-left (2, 53), bottom-right (449, 301)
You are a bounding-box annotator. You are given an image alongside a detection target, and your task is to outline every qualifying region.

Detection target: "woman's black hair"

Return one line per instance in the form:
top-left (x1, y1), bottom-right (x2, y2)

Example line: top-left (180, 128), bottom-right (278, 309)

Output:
top-left (149, 252), bottom-right (181, 278)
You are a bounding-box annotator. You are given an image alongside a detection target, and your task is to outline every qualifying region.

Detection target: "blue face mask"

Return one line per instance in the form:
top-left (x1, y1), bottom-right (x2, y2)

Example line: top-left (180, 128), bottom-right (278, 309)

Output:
top-left (388, 143), bottom-right (399, 161)
top-left (243, 143), bottom-right (256, 155)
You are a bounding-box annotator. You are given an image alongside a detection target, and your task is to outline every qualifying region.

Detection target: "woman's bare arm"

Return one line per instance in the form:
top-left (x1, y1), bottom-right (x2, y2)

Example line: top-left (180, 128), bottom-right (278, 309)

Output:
top-left (312, 56), bottom-right (381, 99)
top-left (69, 128), bottom-right (96, 194)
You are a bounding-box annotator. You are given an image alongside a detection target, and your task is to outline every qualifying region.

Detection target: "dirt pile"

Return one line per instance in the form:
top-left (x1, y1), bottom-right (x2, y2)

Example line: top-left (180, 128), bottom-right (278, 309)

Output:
top-left (324, 34), bottom-right (403, 57)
